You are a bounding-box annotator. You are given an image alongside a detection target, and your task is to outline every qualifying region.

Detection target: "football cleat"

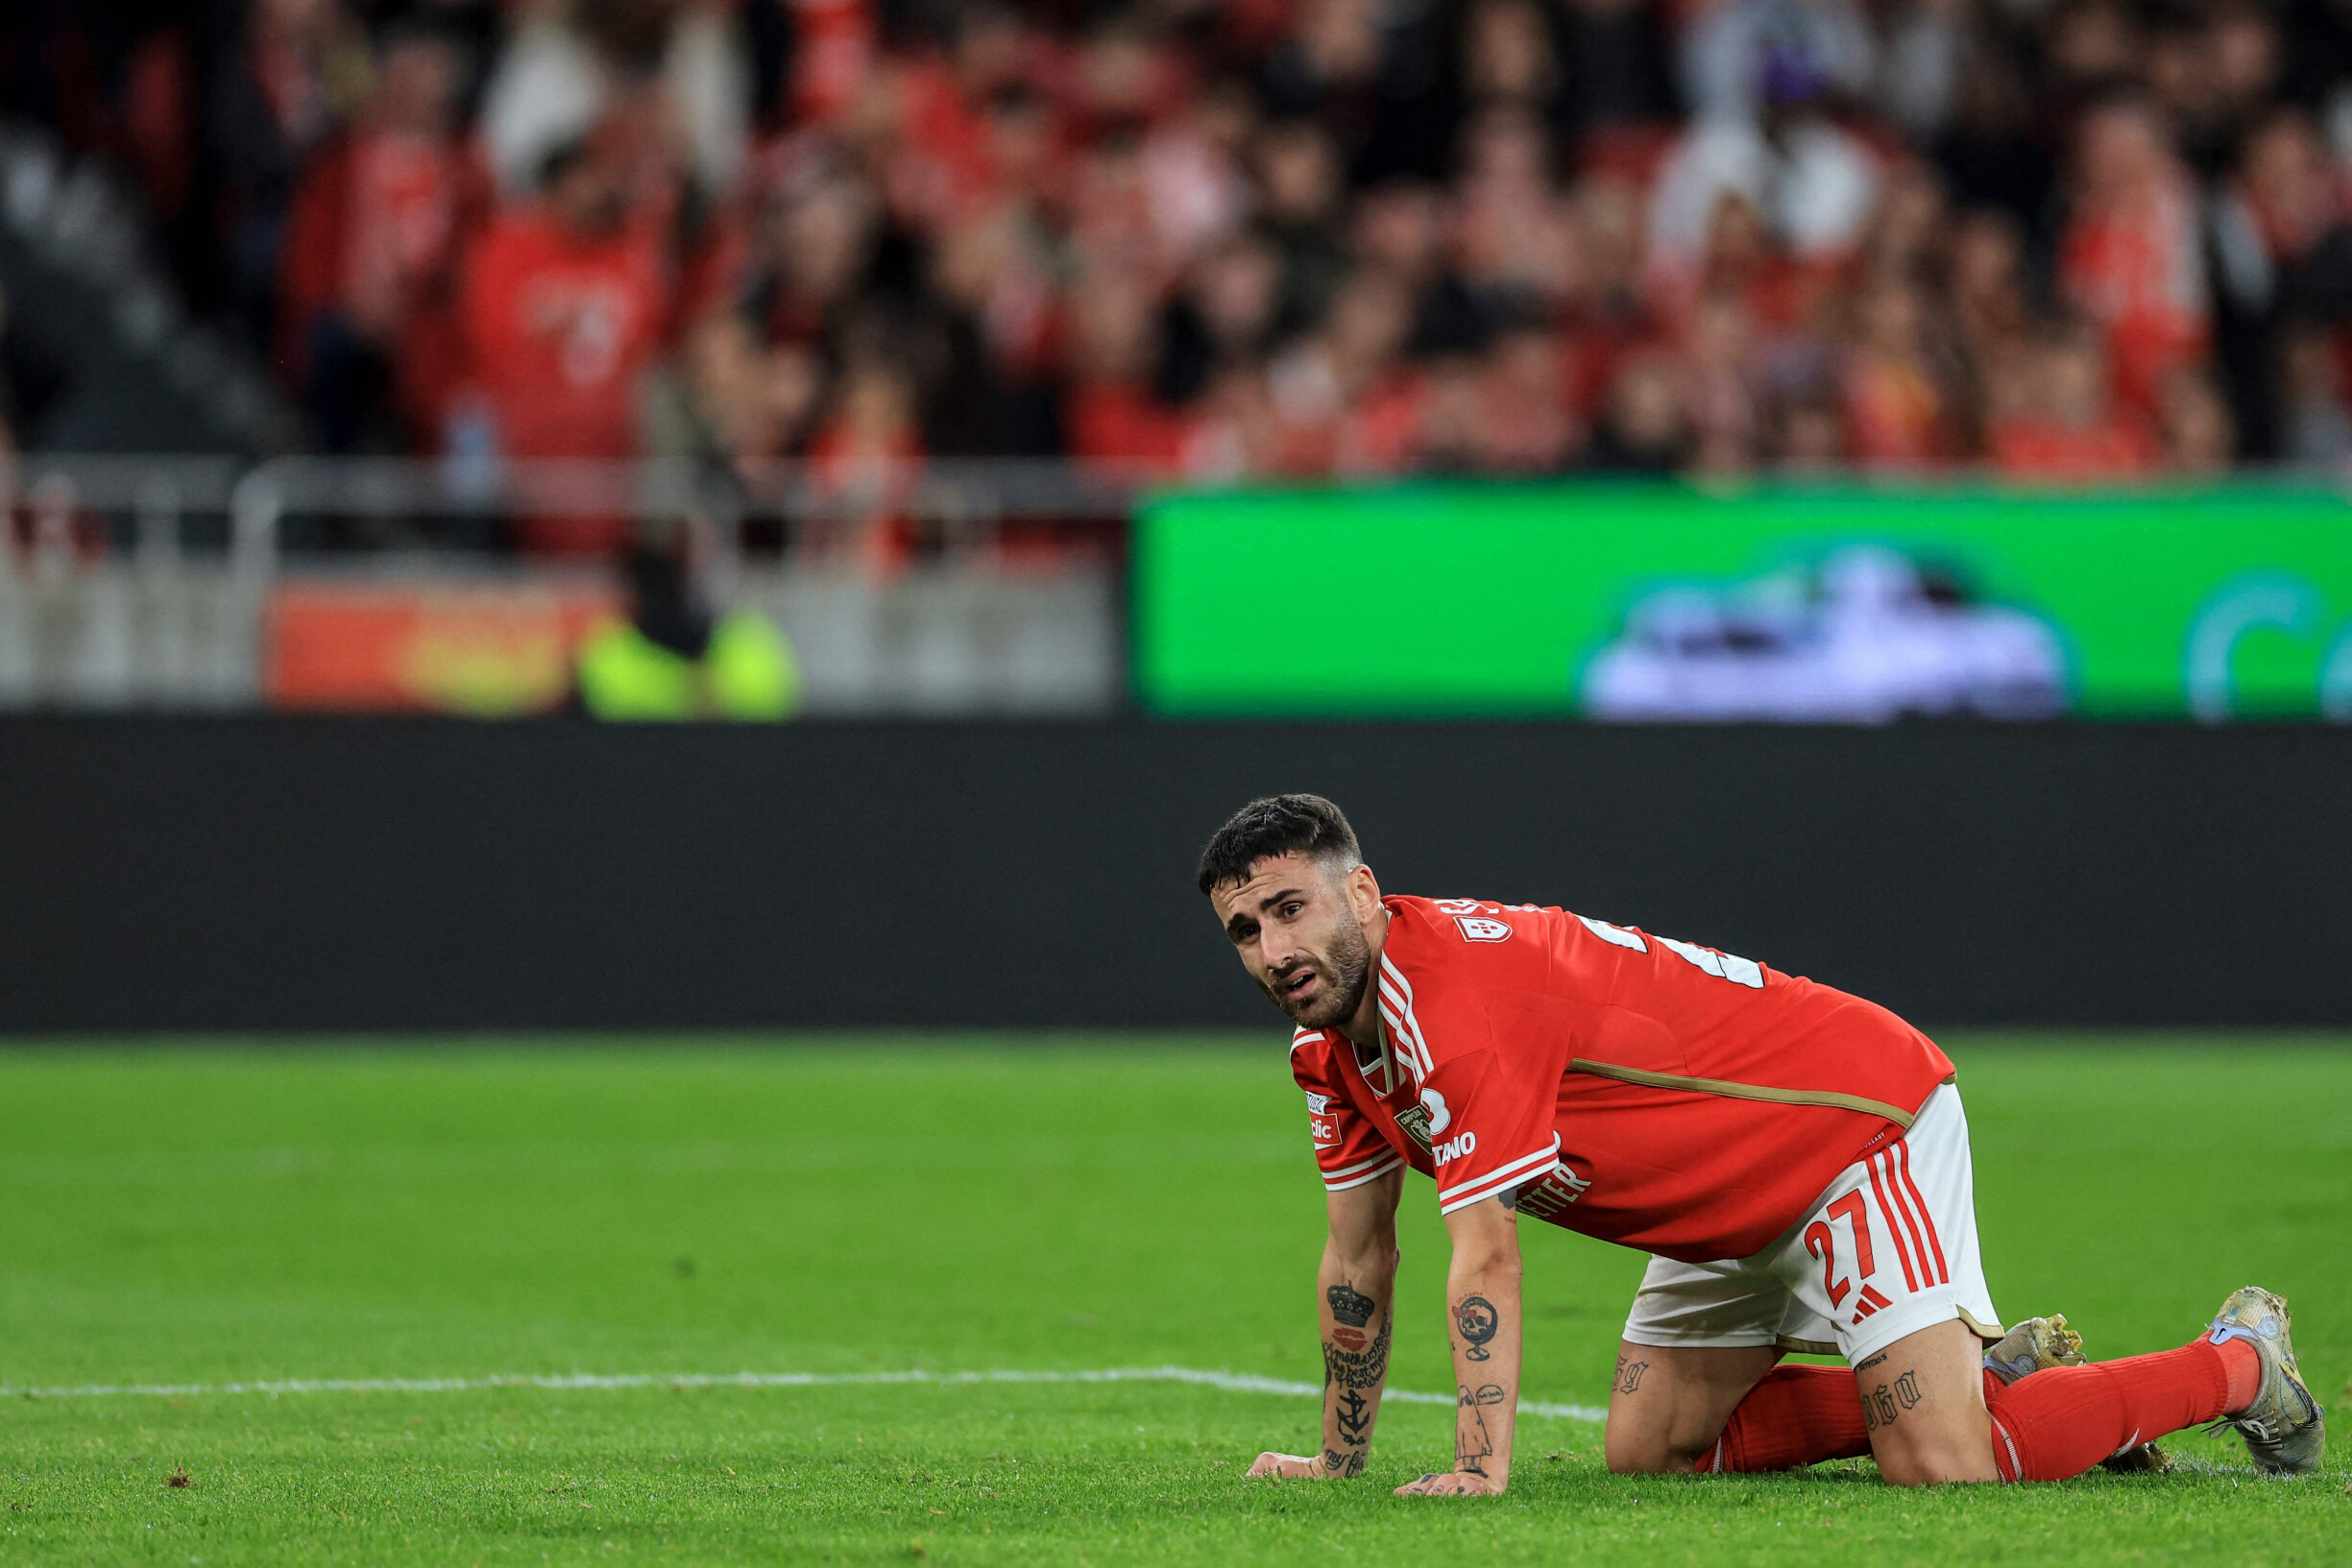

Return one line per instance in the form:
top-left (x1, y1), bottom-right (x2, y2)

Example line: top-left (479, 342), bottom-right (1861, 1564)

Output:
top-left (2204, 1286), bottom-right (2326, 1475)
top-left (1983, 1315), bottom-right (2170, 1472)
top-left (1982, 1315), bottom-right (2085, 1385)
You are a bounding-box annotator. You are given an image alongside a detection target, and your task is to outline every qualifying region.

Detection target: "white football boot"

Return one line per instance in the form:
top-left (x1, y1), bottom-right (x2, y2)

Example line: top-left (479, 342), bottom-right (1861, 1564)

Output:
top-left (2204, 1286), bottom-right (2325, 1475)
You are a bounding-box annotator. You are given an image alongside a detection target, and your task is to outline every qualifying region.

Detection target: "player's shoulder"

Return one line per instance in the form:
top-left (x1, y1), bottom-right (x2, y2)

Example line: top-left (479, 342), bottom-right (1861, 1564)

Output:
top-left (1376, 896), bottom-right (1562, 1061)
top-left (1289, 1025), bottom-right (1340, 1086)
top-left (1382, 895), bottom-right (1563, 964)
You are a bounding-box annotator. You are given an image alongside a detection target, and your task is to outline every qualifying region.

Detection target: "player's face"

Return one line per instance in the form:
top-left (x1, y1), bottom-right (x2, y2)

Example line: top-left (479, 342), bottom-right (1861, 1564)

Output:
top-left (1211, 853), bottom-right (1372, 1030)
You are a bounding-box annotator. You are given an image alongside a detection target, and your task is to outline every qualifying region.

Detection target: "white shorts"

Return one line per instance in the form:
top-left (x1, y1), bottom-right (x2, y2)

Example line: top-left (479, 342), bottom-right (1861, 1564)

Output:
top-left (1621, 1083), bottom-right (2000, 1365)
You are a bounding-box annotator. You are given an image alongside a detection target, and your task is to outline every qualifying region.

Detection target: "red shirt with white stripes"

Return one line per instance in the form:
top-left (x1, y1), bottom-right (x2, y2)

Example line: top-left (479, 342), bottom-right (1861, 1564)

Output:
top-left (1291, 896), bottom-right (1956, 1264)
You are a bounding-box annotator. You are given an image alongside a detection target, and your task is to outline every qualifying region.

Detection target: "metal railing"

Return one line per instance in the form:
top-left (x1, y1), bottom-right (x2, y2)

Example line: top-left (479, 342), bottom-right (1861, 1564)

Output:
top-left (0, 454), bottom-right (1137, 712)
top-left (0, 454), bottom-right (1153, 578)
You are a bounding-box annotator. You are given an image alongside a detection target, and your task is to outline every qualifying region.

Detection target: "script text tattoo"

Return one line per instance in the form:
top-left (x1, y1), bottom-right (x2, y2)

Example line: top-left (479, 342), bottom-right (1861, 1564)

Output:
top-left (1861, 1370), bottom-right (1924, 1434)
top-left (1322, 1308), bottom-right (1392, 1391)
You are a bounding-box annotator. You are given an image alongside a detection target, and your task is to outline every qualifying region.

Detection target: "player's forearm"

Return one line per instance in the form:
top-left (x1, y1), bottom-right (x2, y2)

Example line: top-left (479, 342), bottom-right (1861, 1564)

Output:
top-left (1316, 1236), bottom-right (1397, 1476)
top-left (1444, 1232), bottom-right (1523, 1489)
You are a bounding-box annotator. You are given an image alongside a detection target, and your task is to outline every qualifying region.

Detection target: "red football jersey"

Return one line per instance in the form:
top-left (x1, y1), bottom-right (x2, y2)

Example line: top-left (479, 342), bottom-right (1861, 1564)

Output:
top-left (459, 208), bottom-right (668, 460)
top-left (1292, 896), bottom-right (1955, 1264)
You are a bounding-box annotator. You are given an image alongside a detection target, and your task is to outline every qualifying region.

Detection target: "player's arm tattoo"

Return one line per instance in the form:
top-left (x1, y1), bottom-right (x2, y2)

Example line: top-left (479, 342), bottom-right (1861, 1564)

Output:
top-left (1321, 1295), bottom-right (1392, 1472)
top-left (1322, 1305), bottom-right (1392, 1391)
top-left (1325, 1283), bottom-right (1375, 1349)
top-left (1455, 1384), bottom-right (1506, 1476)
top-left (1612, 1354), bottom-right (1649, 1394)
top-left (1451, 1295), bottom-right (1500, 1362)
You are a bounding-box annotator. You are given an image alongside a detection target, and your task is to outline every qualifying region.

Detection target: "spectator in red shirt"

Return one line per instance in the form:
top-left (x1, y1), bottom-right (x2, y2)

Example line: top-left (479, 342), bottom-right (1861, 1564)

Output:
top-left (1264, 268), bottom-right (1424, 476)
top-left (2057, 98), bottom-right (2209, 417)
top-left (1987, 324), bottom-right (2160, 482)
top-left (1063, 266), bottom-right (1188, 474)
top-left (806, 334), bottom-right (925, 573)
top-left (1468, 320), bottom-right (1584, 473)
top-left (279, 23), bottom-right (486, 451)
top-left (891, 5), bottom-right (1044, 230)
top-left (458, 135), bottom-right (671, 552)
top-left (1841, 278), bottom-right (1954, 471)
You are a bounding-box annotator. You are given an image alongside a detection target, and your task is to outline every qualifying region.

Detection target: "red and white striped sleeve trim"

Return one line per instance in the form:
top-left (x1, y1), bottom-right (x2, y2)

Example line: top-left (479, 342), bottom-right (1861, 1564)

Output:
top-left (1322, 1150), bottom-right (1407, 1192)
top-left (1375, 956), bottom-right (1436, 1081)
top-left (1436, 1137), bottom-right (1560, 1214)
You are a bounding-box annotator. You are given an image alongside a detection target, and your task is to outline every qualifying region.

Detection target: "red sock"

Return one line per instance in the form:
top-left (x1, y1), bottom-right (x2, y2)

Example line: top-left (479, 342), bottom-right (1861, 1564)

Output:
top-left (1693, 1365), bottom-right (1872, 1473)
top-left (1984, 1338), bottom-right (2252, 1481)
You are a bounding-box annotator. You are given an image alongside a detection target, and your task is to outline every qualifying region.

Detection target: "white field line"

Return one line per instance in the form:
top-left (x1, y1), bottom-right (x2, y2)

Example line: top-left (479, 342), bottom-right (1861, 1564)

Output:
top-left (0, 1364), bottom-right (1607, 1423)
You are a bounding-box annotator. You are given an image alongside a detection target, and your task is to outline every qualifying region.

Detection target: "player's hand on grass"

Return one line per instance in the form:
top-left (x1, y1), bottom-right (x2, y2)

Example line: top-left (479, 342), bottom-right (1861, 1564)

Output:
top-left (1246, 1450), bottom-right (1361, 1480)
top-left (1394, 1469), bottom-right (1503, 1496)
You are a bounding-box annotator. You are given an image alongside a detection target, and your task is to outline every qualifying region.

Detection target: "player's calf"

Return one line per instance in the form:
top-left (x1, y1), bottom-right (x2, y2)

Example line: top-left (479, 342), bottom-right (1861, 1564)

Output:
top-left (1981, 1285), bottom-right (2324, 1482)
top-left (1601, 1340), bottom-right (1782, 1475)
top-left (1685, 1313), bottom-right (2088, 1477)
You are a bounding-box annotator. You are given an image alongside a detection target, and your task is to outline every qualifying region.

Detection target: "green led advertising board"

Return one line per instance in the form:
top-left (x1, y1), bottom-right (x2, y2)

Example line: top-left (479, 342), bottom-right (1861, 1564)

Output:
top-left (1133, 481), bottom-right (2352, 720)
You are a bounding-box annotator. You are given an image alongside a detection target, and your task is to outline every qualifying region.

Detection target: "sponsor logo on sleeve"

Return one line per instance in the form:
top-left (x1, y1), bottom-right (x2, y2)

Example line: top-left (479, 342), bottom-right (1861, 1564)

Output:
top-left (1305, 1092), bottom-right (1332, 1115)
top-left (1418, 1087), bottom-right (1450, 1136)
top-left (1454, 916), bottom-right (1513, 943)
top-left (1310, 1117), bottom-right (1338, 1145)
top-left (1433, 1130), bottom-right (1478, 1165)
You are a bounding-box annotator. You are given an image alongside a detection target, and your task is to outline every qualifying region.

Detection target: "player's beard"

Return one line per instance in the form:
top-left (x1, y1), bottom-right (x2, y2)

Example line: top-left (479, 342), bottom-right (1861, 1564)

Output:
top-left (1265, 914), bottom-right (1372, 1030)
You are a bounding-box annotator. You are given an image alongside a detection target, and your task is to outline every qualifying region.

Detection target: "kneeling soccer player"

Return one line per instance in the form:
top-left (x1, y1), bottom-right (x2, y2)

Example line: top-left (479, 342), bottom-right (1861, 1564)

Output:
top-left (1199, 794), bottom-right (2325, 1494)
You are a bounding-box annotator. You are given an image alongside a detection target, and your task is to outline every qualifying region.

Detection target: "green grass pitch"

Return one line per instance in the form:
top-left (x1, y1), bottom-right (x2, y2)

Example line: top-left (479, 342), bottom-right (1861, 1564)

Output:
top-left (0, 1037), bottom-right (2345, 1565)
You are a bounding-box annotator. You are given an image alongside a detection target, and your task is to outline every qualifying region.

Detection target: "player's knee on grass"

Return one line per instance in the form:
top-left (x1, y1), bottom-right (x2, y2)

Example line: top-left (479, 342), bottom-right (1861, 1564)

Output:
top-left (1603, 1416), bottom-right (1707, 1475)
top-left (1604, 1431), bottom-right (1713, 1474)
top-left (1855, 1318), bottom-right (2000, 1486)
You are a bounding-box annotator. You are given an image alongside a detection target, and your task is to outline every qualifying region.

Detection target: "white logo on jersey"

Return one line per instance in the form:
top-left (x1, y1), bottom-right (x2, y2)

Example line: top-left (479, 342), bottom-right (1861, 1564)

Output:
top-left (1455, 916), bottom-right (1512, 943)
top-left (1418, 1086), bottom-right (1451, 1137)
top-left (1305, 1092), bottom-right (1332, 1115)
top-left (1433, 898), bottom-right (1485, 914)
top-left (1434, 1130), bottom-right (1478, 1165)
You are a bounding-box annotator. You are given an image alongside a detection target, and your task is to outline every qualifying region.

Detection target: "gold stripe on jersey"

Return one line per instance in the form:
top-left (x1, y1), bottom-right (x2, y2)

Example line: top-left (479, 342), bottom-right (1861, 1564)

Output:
top-left (1567, 1058), bottom-right (1920, 1129)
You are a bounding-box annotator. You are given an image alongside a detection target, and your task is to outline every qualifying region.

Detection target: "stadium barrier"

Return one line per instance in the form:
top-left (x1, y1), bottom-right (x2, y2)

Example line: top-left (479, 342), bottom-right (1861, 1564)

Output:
top-left (0, 454), bottom-right (1132, 712)
top-left (1139, 482), bottom-right (2352, 722)
top-left (3, 716), bottom-right (2345, 1032)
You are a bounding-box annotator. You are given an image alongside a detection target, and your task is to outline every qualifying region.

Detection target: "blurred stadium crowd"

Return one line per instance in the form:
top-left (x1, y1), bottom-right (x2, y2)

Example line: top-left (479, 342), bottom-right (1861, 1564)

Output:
top-left (11, 0), bottom-right (2352, 535)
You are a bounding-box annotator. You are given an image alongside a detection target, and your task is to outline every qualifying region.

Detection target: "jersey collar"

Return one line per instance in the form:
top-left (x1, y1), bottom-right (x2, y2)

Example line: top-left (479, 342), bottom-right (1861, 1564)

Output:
top-left (1346, 1016), bottom-right (1407, 1099)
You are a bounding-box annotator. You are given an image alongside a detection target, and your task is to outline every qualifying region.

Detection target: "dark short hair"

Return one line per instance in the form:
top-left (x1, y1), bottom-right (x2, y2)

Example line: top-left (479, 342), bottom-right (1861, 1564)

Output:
top-left (1196, 794), bottom-right (1362, 896)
